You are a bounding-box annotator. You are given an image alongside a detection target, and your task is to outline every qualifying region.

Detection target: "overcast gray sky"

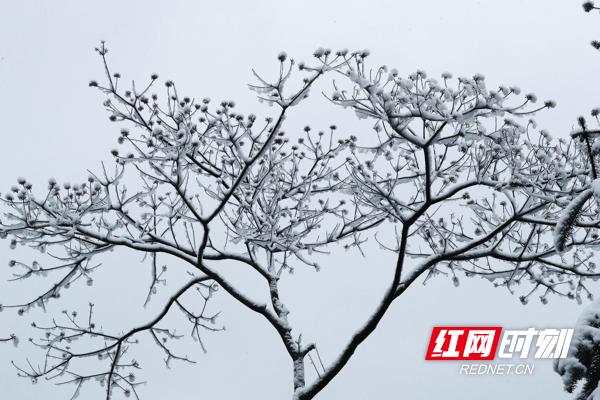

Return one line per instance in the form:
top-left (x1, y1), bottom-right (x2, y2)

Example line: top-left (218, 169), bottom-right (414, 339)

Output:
top-left (1, 1), bottom-right (599, 399)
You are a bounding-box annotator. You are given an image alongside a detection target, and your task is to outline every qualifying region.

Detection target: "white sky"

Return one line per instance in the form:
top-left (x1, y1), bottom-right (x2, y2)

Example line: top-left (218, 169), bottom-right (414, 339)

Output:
top-left (0, 1), bottom-right (599, 399)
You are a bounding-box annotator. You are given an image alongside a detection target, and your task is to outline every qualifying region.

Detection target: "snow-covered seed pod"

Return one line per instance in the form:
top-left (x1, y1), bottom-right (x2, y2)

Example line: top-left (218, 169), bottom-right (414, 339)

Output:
top-left (452, 276), bottom-right (460, 288)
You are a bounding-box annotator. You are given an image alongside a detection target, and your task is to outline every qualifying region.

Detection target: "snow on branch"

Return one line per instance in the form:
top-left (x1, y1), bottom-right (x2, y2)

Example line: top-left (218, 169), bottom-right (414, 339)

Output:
top-left (1, 44), bottom-right (600, 400)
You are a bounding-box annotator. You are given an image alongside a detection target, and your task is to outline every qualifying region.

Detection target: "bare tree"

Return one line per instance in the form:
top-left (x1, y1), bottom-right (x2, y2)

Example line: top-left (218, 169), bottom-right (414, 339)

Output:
top-left (1, 42), bottom-right (600, 400)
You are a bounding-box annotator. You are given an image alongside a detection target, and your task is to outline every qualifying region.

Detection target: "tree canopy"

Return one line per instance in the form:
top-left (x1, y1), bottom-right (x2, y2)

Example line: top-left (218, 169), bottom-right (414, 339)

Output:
top-left (1, 40), bottom-right (600, 399)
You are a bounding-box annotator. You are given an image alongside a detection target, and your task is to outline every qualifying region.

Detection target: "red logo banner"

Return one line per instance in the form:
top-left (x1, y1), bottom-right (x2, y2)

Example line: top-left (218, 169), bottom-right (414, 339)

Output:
top-left (425, 327), bottom-right (502, 360)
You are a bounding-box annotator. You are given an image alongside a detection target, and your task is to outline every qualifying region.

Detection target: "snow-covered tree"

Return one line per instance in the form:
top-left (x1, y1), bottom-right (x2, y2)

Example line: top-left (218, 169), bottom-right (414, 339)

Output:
top-left (555, 298), bottom-right (600, 400)
top-left (551, 4), bottom-right (600, 399)
top-left (2, 41), bottom-right (600, 400)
